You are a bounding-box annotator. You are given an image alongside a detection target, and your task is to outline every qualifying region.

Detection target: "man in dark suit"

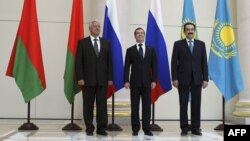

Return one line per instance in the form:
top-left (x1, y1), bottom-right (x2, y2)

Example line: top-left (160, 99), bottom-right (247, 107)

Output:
top-left (171, 22), bottom-right (208, 136)
top-left (75, 21), bottom-right (113, 136)
top-left (124, 27), bottom-right (157, 136)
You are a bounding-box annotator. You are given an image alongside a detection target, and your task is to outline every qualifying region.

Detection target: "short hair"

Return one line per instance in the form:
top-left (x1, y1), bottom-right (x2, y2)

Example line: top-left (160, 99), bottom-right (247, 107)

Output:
top-left (183, 22), bottom-right (196, 31)
top-left (134, 27), bottom-right (145, 36)
top-left (89, 20), bottom-right (100, 29)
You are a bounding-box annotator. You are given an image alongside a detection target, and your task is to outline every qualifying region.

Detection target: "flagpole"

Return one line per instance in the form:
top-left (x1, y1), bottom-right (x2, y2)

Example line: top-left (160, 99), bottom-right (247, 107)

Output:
top-left (150, 103), bottom-right (163, 131)
top-left (18, 101), bottom-right (39, 130)
top-left (214, 96), bottom-right (225, 130)
top-left (107, 94), bottom-right (123, 131)
top-left (62, 101), bottom-right (82, 131)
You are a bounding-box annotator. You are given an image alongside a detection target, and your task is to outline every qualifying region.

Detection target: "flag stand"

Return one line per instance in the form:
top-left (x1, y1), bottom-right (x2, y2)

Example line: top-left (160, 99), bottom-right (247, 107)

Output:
top-left (18, 101), bottom-right (38, 130)
top-left (62, 102), bottom-right (82, 131)
top-left (150, 103), bottom-right (163, 131)
top-left (214, 97), bottom-right (225, 130)
top-left (107, 94), bottom-right (123, 131)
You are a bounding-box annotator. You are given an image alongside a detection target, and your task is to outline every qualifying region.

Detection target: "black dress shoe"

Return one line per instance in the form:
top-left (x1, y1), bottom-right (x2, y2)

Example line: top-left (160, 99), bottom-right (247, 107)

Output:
top-left (86, 132), bottom-right (93, 136)
top-left (144, 131), bottom-right (153, 136)
top-left (97, 130), bottom-right (108, 136)
top-left (192, 130), bottom-right (202, 136)
top-left (181, 129), bottom-right (188, 136)
top-left (132, 132), bottom-right (138, 136)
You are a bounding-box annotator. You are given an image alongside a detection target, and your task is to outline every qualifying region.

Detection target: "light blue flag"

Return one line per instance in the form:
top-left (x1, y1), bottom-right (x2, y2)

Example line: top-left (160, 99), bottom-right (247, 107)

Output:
top-left (208, 0), bottom-right (244, 102)
top-left (181, 0), bottom-right (197, 39)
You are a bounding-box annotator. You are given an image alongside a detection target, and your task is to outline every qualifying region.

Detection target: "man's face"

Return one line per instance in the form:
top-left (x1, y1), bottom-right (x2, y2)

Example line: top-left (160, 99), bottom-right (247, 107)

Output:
top-left (184, 24), bottom-right (195, 39)
top-left (134, 29), bottom-right (145, 43)
top-left (90, 21), bottom-right (101, 37)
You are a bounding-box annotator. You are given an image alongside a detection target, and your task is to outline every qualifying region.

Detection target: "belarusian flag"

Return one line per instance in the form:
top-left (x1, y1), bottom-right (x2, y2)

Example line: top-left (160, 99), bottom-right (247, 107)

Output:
top-left (63, 0), bottom-right (84, 103)
top-left (6, 0), bottom-right (46, 103)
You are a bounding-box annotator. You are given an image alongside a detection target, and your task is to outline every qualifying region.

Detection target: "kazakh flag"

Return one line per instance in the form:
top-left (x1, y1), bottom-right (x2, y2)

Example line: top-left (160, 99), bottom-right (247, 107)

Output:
top-left (208, 0), bottom-right (244, 102)
top-left (181, 0), bottom-right (197, 39)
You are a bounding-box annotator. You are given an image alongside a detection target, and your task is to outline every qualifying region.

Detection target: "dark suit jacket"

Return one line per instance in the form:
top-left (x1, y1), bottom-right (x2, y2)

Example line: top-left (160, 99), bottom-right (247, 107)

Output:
top-left (124, 45), bottom-right (157, 88)
top-left (75, 36), bottom-right (113, 86)
top-left (171, 39), bottom-right (208, 85)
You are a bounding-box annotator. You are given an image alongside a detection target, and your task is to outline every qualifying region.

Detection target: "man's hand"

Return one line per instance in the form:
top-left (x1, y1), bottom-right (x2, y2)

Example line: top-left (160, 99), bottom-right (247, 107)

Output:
top-left (173, 80), bottom-right (179, 88)
top-left (124, 82), bottom-right (130, 89)
top-left (151, 82), bottom-right (156, 89)
top-left (202, 81), bottom-right (208, 89)
top-left (78, 80), bottom-right (84, 86)
top-left (108, 81), bottom-right (113, 86)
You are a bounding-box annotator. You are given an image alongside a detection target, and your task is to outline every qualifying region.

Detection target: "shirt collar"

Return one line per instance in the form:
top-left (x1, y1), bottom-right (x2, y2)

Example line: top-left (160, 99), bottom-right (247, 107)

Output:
top-left (186, 38), bottom-right (194, 43)
top-left (136, 42), bottom-right (145, 47)
top-left (90, 35), bottom-right (100, 41)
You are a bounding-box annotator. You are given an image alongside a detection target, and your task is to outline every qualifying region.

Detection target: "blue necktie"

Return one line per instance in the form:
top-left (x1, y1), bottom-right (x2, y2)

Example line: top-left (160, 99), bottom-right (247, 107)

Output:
top-left (139, 44), bottom-right (143, 60)
top-left (188, 40), bottom-right (193, 53)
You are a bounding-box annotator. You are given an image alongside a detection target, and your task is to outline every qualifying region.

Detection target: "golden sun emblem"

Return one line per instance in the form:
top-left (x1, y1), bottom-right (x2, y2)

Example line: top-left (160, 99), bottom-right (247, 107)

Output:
top-left (220, 25), bottom-right (235, 47)
top-left (211, 21), bottom-right (237, 59)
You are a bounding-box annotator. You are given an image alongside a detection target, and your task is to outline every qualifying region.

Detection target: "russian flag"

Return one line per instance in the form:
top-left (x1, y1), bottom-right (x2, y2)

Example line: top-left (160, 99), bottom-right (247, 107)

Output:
top-left (103, 0), bottom-right (124, 98)
top-left (145, 0), bottom-right (172, 103)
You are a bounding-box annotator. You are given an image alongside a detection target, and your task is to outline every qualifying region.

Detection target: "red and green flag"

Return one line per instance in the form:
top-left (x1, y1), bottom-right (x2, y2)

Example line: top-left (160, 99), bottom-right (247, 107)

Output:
top-left (6, 0), bottom-right (46, 103)
top-left (63, 0), bottom-right (84, 103)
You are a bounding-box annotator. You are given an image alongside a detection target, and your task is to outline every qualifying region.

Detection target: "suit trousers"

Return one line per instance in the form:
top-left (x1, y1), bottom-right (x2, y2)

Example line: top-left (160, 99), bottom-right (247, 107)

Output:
top-left (82, 86), bottom-right (107, 133)
top-left (130, 86), bottom-right (151, 133)
top-left (178, 82), bottom-right (202, 131)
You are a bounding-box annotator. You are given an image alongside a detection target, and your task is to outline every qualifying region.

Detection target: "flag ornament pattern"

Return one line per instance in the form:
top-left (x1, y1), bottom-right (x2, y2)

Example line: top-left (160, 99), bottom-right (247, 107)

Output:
top-left (64, 0), bottom-right (84, 104)
top-left (210, 20), bottom-right (236, 59)
top-left (181, 0), bottom-right (197, 39)
top-left (6, 0), bottom-right (46, 103)
top-left (146, 0), bottom-right (172, 103)
top-left (208, 0), bottom-right (244, 102)
top-left (103, 0), bottom-right (124, 98)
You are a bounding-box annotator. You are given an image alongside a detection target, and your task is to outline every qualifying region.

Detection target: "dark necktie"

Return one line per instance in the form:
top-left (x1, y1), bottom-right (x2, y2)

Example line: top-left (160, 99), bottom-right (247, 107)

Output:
top-left (93, 38), bottom-right (99, 56)
top-left (139, 43), bottom-right (143, 60)
top-left (188, 40), bottom-right (193, 54)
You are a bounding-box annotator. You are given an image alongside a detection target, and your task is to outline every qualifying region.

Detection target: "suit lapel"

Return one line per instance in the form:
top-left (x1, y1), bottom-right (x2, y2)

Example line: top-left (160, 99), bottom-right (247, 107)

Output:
top-left (133, 44), bottom-right (150, 60)
top-left (87, 37), bottom-right (97, 56)
top-left (99, 38), bottom-right (104, 57)
top-left (144, 46), bottom-right (150, 60)
top-left (192, 39), bottom-right (197, 54)
top-left (132, 45), bottom-right (141, 59)
top-left (88, 36), bottom-right (102, 58)
top-left (182, 39), bottom-right (191, 55)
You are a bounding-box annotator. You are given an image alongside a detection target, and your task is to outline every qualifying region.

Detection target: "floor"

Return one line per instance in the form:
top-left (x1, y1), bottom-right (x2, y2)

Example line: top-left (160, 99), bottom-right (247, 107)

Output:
top-left (0, 119), bottom-right (224, 141)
